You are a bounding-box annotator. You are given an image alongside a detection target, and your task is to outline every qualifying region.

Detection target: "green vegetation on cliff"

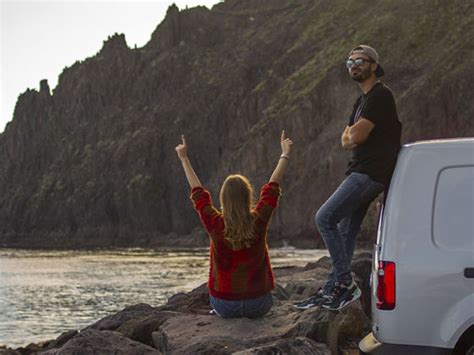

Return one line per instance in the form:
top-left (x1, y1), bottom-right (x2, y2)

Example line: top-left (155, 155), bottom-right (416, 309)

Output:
top-left (0, 0), bottom-right (473, 248)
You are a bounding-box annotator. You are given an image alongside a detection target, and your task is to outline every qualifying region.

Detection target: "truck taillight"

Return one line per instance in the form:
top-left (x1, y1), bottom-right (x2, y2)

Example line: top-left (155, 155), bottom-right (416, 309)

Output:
top-left (376, 261), bottom-right (396, 310)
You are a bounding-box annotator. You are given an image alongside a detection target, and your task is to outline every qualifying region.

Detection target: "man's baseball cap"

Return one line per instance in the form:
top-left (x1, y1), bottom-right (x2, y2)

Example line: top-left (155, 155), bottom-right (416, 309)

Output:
top-left (348, 45), bottom-right (385, 77)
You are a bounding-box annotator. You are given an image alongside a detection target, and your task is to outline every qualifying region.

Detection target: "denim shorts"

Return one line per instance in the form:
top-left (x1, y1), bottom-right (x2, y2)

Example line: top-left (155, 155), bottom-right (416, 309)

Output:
top-left (209, 293), bottom-right (273, 318)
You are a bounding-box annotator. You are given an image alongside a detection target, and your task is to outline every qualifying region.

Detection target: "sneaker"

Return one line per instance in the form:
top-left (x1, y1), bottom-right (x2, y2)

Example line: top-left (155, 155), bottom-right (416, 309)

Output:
top-left (293, 288), bottom-right (331, 310)
top-left (322, 281), bottom-right (361, 311)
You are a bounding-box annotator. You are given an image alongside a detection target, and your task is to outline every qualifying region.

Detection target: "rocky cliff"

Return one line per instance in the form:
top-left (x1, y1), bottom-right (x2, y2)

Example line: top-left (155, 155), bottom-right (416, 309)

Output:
top-left (0, 0), bottom-right (473, 249)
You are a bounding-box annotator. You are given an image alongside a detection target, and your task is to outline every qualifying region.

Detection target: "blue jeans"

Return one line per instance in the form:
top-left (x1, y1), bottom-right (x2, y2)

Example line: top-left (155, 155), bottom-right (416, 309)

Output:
top-left (315, 172), bottom-right (384, 294)
top-left (209, 293), bottom-right (273, 318)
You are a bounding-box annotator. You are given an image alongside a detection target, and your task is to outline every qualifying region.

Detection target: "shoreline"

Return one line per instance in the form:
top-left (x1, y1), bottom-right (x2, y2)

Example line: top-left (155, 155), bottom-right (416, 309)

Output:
top-left (0, 252), bottom-right (373, 354)
top-left (0, 247), bottom-right (334, 349)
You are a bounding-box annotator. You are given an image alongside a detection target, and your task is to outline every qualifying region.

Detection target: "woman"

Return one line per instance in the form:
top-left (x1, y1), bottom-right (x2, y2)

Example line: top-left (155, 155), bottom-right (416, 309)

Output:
top-left (175, 131), bottom-right (292, 318)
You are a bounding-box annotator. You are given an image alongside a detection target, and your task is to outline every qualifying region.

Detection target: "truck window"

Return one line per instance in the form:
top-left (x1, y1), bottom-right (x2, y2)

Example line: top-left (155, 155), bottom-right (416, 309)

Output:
top-left (432, 166), bottom-right (474, 251)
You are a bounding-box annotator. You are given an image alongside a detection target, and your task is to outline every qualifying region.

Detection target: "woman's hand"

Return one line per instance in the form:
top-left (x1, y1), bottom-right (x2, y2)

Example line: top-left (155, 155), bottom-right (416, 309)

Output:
top-left (175, 134), bottom-right (202, 188)
top-left (269, 130), bottom-right (293, 183)
top-left (281, 130), bottom-right (293, 156)
top-left (175, 134), bottom-right (188, 160)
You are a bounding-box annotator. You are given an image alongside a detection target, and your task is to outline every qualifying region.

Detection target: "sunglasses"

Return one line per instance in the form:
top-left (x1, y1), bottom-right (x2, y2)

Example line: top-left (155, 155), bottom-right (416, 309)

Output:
top-left (346, 58), bottom-right (374, 69)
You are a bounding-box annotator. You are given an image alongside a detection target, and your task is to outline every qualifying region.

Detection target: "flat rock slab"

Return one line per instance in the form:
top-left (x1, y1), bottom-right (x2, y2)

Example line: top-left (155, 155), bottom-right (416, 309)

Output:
top-left (233, 337), bottom-right (330, 354)
top-left (154, 311), bottom-right (298, 353)
top-left (153, 299), bottom-right (367, 354)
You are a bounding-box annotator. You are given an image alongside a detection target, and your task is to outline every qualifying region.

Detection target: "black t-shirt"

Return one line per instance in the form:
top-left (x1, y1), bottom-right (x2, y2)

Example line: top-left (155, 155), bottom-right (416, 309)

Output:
top-left (345, 82), bottom-right (402, 188)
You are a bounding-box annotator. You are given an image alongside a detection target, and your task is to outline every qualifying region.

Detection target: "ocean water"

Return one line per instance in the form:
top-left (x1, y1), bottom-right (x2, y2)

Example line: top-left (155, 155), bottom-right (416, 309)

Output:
top-left (0, 248), bottom-right (327, 347)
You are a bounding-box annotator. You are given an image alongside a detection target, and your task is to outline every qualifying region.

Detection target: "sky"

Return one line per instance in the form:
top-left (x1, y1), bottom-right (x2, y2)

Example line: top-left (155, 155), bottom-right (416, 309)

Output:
top-left (0, 0), bottom-right (221, 133)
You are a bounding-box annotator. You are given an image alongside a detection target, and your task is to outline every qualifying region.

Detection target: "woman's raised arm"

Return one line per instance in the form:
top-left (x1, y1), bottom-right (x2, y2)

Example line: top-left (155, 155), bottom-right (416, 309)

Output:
top-left (269, 130), bottom-right (293, 184)
top-left (175, 134), bottom-right (202, 189)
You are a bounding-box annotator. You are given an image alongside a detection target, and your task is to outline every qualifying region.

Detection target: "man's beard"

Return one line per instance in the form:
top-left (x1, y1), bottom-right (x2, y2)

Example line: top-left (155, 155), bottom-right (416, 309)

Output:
top-left (351, 67), bottom-right (372, 82)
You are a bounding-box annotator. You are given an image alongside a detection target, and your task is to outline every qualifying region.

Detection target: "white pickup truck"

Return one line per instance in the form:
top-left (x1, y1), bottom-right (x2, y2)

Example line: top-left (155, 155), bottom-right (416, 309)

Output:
top-left (360, 139), bottom-right (474, 355)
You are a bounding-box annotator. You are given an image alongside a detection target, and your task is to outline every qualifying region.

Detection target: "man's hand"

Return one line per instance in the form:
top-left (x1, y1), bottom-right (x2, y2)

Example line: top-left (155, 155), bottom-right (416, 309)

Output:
top-left (347, 118), bottom-right (375, 145)
top-left (175, 134), bottom-right (188, 160)
top-left (341, 126), bottom-right (357, 149)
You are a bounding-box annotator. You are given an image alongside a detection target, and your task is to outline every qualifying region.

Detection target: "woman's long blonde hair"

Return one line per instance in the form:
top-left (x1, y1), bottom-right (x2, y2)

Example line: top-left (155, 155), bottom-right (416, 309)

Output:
top-left (219, 174), bottom-right (255, 250)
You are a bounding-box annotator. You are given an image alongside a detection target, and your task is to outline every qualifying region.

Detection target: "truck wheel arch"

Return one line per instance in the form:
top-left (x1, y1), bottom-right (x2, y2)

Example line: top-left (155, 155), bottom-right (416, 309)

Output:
top-left (454, 325), bottom-right (474, 355)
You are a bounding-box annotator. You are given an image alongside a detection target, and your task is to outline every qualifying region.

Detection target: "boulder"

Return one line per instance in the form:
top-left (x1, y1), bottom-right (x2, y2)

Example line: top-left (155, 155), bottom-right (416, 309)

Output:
top-left (40, 329), bottom-right (160, 355)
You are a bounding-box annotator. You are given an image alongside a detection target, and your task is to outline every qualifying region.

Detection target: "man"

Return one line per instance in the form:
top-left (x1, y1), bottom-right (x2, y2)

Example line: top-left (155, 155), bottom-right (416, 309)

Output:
top-left (295, 45), bottom-right (402, 311)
